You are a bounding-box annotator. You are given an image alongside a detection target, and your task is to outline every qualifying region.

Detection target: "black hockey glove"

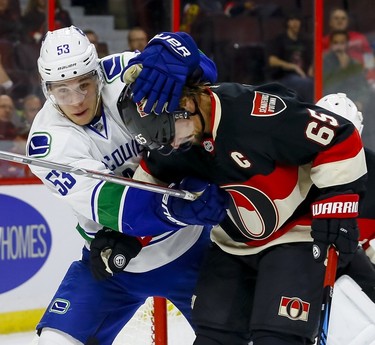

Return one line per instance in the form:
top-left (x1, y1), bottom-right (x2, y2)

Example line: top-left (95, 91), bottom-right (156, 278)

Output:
top-left (158, 177), bottom-right (229, 228)
top-left (310, 193), bottom-right (360, 268)
top-left (90, 229), bottom-right (143, 280)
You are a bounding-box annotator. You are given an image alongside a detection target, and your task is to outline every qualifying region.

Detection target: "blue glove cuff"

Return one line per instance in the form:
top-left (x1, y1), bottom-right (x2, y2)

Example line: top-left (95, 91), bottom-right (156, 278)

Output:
top-left (187, 51), bottom-right (218, 84)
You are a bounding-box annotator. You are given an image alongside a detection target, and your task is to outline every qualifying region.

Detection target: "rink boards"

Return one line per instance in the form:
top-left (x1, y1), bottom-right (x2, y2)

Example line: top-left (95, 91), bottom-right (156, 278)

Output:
top-left (0, 184), bottom-right (82, 333)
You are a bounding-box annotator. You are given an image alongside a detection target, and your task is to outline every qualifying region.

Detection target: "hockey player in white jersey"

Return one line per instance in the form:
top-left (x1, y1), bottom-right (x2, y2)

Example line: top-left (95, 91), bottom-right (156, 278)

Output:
top-left (316, 93), bottom-right (375, 344)
top-left (26, 26), bottom-right (228, 345)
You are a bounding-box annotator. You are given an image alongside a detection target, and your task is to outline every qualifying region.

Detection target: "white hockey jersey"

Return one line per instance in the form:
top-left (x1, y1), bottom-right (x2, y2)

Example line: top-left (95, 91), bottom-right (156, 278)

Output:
top-left (26, 52), bottom-right (204, 273)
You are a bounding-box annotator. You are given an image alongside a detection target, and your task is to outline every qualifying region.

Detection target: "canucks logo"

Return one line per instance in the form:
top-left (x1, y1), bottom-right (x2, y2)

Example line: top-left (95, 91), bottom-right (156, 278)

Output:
top-left (101, 54), bottom-right (124, 83)
top-left (28, 132), bottom-right (52, 157)
top-left (49, 298), bottom-right (70, 314)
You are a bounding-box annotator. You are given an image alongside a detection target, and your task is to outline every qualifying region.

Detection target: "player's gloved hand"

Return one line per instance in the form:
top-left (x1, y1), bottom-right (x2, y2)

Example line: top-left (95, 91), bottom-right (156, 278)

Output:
top-left (310, 193), bottom-right (360, 268)
top-left (157, 177), bottom-right (229, 228)
top-left (90, 228), bottom-right (143, 280)
top-left (187, 50), bottom-right (218, 84)
top-left (121, 32), bottom-right (200, 114)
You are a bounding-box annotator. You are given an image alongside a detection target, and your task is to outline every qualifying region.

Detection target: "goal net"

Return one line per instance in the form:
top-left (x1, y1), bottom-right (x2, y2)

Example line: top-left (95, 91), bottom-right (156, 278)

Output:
top-left (113, 297), bottom-right (195, 345)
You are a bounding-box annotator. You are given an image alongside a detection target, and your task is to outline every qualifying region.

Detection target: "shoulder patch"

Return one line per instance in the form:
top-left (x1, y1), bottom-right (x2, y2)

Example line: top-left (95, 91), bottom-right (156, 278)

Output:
top-left (251, 91), bottom-right (287, 116)
top-left (101, 55), bottom-right (124, 83)
top-left (28, 132), bottom-right (52, 157)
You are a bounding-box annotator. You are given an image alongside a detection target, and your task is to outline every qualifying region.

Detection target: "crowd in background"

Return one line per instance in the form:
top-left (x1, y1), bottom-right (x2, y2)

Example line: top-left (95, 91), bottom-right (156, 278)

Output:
top-left (1, 0), bottom-right (375, 178)
top-left (182, 1), bottom-right (375, 148)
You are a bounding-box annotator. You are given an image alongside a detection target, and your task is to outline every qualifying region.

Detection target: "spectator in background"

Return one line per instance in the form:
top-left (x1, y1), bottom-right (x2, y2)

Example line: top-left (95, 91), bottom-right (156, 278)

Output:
top-left (0, 94), bottom-right (28, 177)
top-left (83, 29), bottom-right (108, 58)
top-left (0, 0), bottom-right (22, 42)
top-left (323, 8), bottom-right (373, 68)
top-left (84, 29), bottom-right (99, 52)
top-left (21, 0), bottom-right (72, 44)
top-left (267, 12), bottom-right (314, 102)
top-left (0, 94), bottom-right (18, 148)
top-left (17, 93), bottom-right (43, 137)
top-left (323, 30), bottom-right (371, 113)
top-left (127, 26), bottom-right (148, 52)
top-left (0, 40), bottom-right (33, 104)
top-left (0, 54), bottom-right (13, 94)
top-left (180, 2), bottom-right (201, 33)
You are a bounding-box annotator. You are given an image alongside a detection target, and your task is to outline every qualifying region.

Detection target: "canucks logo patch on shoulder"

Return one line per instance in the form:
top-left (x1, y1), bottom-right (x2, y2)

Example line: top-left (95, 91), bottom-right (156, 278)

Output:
top-left (101, 54), bottom-right (124, 83)
top-left (28, 132), bottom-right (52, 157)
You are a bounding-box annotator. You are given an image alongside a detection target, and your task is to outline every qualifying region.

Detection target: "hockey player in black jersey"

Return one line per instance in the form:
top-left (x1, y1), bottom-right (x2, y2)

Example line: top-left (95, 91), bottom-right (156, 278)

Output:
top-left (121, 82), bottom-right (367, 345)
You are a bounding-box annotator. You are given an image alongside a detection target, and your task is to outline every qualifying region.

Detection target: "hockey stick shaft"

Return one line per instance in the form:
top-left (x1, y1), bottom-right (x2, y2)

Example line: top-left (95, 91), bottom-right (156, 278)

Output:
top-left (0, 150), bottom-right (197, 200)
top-left (317, 246), bottom-right (338, 345)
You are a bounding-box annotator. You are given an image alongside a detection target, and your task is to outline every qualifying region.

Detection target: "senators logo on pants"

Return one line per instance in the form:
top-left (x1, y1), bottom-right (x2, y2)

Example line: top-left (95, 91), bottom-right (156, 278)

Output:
top-left (278, 296), bottom-right (310, 321)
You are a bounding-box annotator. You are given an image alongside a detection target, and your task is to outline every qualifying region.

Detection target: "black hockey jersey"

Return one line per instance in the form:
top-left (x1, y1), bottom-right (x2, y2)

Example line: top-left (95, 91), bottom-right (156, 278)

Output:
top-left (143, 83), bottom-right (367, 255)
top-left (358, 148), bottom-right (375, 253)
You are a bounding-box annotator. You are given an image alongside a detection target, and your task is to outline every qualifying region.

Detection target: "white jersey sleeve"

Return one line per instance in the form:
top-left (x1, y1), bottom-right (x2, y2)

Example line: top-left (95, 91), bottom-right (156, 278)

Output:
top-left (26, 52), bottom-right (206, 272)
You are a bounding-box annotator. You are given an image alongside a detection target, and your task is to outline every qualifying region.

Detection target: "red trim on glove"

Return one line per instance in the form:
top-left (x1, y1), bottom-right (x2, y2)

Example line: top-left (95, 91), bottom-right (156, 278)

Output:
top-left (312, 194), bottom-right (359, 218)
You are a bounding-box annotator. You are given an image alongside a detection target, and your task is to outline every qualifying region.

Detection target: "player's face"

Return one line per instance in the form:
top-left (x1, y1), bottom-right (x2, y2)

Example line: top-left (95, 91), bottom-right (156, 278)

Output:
top-left (48, 72), bottom-right (100, 125)
top-left (172, 96), bottom-right (205, 150)
top-left (172, 118), bottom-right (196, 149)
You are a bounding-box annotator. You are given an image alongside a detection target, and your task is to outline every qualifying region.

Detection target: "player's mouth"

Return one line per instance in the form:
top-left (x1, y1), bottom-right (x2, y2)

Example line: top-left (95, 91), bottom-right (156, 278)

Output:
top-left (73, 109), bottom-right (88, 116)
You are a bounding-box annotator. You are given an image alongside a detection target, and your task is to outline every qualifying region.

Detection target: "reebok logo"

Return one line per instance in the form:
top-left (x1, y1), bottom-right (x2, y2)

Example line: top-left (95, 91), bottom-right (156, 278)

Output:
top-left (312, 201), bottom-right (358, 216)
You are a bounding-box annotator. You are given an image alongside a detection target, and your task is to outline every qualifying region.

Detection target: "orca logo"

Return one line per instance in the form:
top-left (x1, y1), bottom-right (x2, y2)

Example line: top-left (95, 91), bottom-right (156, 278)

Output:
top-left (0, 194), bottom-right (52, 293)
top-left (101, 55), bottom-right (123, 83)
top-left (224, 185), bottom-right (278, 240)
top-left (50, 298), bottom-right (70, 314)
top-left (28, 132), bottom-right (52, 157)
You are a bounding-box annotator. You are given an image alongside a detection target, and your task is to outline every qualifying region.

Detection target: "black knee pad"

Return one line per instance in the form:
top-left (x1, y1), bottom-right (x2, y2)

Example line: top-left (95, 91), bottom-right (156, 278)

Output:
top-left (194, 326), bottom-right (251, 345)
top-left (252, 330), bottom-right (311, 345)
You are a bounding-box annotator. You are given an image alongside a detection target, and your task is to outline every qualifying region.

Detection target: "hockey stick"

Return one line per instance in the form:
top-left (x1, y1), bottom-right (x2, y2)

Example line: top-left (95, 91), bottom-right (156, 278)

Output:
top-left (317, 246), bottom-right (339, 345)
top-left (0, 150), bottom-right (197, 200)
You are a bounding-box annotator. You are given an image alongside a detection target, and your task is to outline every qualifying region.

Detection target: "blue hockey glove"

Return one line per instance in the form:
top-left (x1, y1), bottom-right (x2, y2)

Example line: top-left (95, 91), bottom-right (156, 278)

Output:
top-left (158, 177), bottom-right (229, 227)
top-left (187, 50), bottom-right (218, 84)
top-left (121, 32), bottom-right (200, 114)
top-left (90, 229), bottom-right (143, 280)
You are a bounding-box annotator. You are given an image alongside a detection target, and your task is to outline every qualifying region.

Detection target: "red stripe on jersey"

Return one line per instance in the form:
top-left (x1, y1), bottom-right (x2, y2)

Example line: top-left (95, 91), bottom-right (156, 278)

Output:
top-left (140, 159), bottom-right (151, 174)
top-left (246, 163), bottom-right (299, 199)
top-left (312, 130), bottom-right (362, 167)
top-left (357, 218), bottom-right (375, 249)
top-left (207, 87), bottom-right (217, 134)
